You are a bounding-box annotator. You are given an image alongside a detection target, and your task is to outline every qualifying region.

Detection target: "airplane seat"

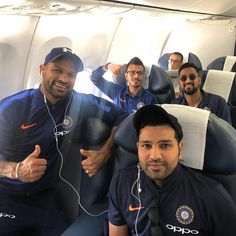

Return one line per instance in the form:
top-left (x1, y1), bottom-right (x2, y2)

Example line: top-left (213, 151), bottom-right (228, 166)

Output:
top-left (113, 114), bottom-right (139, 176)
top-left (207, 56), bottom-right (236, 71)
top-left (230, 105), bottom-right (236, 133)
top-left (228, 78), bottom-right (236, 129)
top-left (228, 76), bottom-right (236, 106)
top-left (199, 70), bottom-right (207, 88)
top-left (147, 64), bottom-right (175, 104)
top-left (203, 70), bottom-right (236, 102)
top-left (207, 56), bottom-right (225, 70)
top-left (202, 69), bottom-right (236, 128)
top-left (188, 52), bottom-right (203, 71)
top-left (58, 118), bottom-right (114, 236)
top-left (157, 52), bottom-right (171, 70)
top-left (223, 56), bottom-right (236, 71)
top-left (158, 52), bottom-right (205, 89)
top-left (113, 104), bottom-right (236, 204)
top-left (157, 52), bottom-right (202, 70)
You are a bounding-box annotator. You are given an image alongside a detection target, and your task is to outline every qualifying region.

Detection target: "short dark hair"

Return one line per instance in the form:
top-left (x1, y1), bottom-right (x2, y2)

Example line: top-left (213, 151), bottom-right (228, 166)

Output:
top-left (126, 57), bottom-right (145, 71)
top-left (138, 120), bottom-right (182, 143)
top-left (133, 105), bottom-right (183, 143)
top-left (178, 62), bottom-right (200, 75)
top-left (170, 52), bottom-right (184, 62)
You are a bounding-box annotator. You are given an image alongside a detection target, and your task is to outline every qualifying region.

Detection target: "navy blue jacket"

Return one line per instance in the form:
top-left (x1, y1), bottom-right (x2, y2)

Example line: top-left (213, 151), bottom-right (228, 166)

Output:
top-left (109, 164), bottom-right (236, 236)
top-left (90, 66), bottom-right (158, 114)
top-left (171, 90), bottom-right (232, 124)
top-left (0, 89), bottom-right (128, 195)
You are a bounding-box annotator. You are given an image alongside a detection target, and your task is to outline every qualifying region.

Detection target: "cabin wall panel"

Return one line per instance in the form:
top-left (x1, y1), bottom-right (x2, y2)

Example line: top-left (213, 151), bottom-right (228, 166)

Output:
top-left (0, 16), bottom-right (39, 100)
top-left (163, 20), bottom-right (236, 69)
top-left (106, 16), bottom-right (183, 75)
top-left (1, 13), bottom-right (236, 99)
top-left (25, 14), bottom-right (121, 94)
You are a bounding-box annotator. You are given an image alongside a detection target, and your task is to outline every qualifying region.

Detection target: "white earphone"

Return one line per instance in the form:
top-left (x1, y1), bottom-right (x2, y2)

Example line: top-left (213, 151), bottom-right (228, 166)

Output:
top-left (137, 164), bottom-right (142, 193)
top-left (132, 163), bottom-right (143, 236)
top-left (40, 70), bottom-right (44, 80)
top-left (43, 90), bottom-right (107, 217)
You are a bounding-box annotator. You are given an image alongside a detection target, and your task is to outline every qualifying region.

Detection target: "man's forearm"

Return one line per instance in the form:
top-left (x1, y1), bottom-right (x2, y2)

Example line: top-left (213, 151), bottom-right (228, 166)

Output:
top-left (90, 66), bottom-right (106, 83)
top-left (101, 126), bottom-right (117, 162)
top-left (0, 160), bottom-right (17, 179)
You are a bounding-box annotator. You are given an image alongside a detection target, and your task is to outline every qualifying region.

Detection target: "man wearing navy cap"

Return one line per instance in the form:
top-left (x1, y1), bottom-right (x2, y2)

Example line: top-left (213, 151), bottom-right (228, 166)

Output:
top-left (0, 47), bottom-right (128, 235)
top-left (108, 104), bottom-right (236, 236)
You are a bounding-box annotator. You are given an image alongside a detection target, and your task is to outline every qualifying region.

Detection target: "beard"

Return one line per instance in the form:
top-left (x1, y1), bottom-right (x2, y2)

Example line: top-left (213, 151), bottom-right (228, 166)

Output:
top-left (44, 80), bottom-right (71, 101)
top-left (130, 79), bottom-right (142, 88)
top-left (180, 84), bottom-right (199, 95)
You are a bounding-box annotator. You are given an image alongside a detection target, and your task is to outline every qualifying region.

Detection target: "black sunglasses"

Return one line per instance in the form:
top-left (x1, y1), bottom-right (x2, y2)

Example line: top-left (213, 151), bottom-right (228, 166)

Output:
top-left (179, 73), bottom-right (197, 82)
top-left (148, 207), bottom-right (163, 236)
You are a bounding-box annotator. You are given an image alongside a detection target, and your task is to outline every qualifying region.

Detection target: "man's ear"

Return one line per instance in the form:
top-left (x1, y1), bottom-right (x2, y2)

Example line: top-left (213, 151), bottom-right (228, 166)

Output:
top-left (198, 76), bottom-right (202, 86)
top-left (178, 79), bottom-right (181, 86)
top-left (124, 72), bottom-right (128, 81)
top-left (39, 64), bottom-right (46, 77)
top-left (178, 141), bottom-right (183, 161)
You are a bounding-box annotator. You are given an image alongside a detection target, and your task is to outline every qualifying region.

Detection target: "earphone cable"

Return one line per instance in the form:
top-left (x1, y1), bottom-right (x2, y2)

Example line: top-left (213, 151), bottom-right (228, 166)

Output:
top-left (44, 93), bottom-right (108, 217)
top-left (132, 164), bottom-right (143, 236)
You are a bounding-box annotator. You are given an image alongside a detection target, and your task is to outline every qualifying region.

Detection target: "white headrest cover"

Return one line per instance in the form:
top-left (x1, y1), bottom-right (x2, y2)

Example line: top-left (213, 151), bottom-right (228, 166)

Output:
top-left (162, 104), bottom-right (210, 170)
top-left (223, 56), bottom-right (236, 71)
top-left (203, 70), bottom-right (235, 101)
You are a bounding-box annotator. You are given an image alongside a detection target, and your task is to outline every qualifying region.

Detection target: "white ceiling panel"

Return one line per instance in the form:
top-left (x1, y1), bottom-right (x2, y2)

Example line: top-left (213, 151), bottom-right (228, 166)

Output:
top-left (0, 0), bottom-right (235, 19)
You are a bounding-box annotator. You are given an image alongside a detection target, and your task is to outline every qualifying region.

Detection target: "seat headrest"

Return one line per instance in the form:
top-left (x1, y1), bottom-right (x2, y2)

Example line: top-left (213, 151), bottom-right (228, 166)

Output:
top-left (229, 79), bottom-right (236, 105)
top-left (207, 57), bottom-right (226, 70)
top-left (71, 118), bottom-right (111, 149)
top-left (223, 56), bottom-right (236, 71)
top-left (207, 56), bottom-right (236, 71)
top-left (148, 65), bottom-right (175, 103)
top-left (203, 70), bottom-right (235, 102)
top-left (158, 52), bottom-right (202, 71)
top-left (114, 104), bottom-right (236, 174)
top-left (188, 52), bottom-right (203, 71)
top-left (157, 53), bottom-right (171, 70)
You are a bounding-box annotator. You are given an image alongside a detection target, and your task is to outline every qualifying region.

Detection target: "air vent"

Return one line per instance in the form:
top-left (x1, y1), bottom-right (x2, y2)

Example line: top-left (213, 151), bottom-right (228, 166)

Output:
top-left (11, 4), bottom-right (44, 11)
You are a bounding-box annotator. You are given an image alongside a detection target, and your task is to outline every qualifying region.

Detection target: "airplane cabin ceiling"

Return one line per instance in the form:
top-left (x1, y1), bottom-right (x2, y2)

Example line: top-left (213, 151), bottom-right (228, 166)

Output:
top-left (0, 0), bottom-right (235, 20)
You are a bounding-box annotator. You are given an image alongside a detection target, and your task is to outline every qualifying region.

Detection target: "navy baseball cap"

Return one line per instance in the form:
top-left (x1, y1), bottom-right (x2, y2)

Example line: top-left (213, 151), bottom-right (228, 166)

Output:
top-left (44, 47), bottom-right (84, 72)
top-left (133, 105), bottom-right (183, 141)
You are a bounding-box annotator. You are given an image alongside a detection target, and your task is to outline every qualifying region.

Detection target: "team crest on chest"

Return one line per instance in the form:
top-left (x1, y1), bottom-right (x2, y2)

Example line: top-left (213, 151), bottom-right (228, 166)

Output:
top-left (203, 106), bottom-right (210, 111)
top-left (176, 205), bottom-right (194, 225)
top-left (137, 102), bottom-right (144, 109)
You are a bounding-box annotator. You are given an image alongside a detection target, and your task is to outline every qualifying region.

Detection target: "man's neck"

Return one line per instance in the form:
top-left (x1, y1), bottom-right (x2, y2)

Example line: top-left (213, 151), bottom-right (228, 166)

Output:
top-left (39, 83), bottom-right (60, 105)
top-left (128, 85), bottom-right (142, 97)
top-left (184, 90), bottom-right (202, 107)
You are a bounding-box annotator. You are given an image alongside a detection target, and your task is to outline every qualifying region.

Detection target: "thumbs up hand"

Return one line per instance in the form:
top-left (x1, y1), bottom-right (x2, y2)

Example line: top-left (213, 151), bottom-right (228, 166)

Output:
top-left (17, 145), bottom-right (47, 183)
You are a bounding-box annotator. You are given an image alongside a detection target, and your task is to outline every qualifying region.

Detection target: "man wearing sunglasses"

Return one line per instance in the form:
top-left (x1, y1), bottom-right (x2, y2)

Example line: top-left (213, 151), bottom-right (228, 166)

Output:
top-left (90, 57), bottom-right (158, 114)
top-left (171, 62), bottom-right (231, 124)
